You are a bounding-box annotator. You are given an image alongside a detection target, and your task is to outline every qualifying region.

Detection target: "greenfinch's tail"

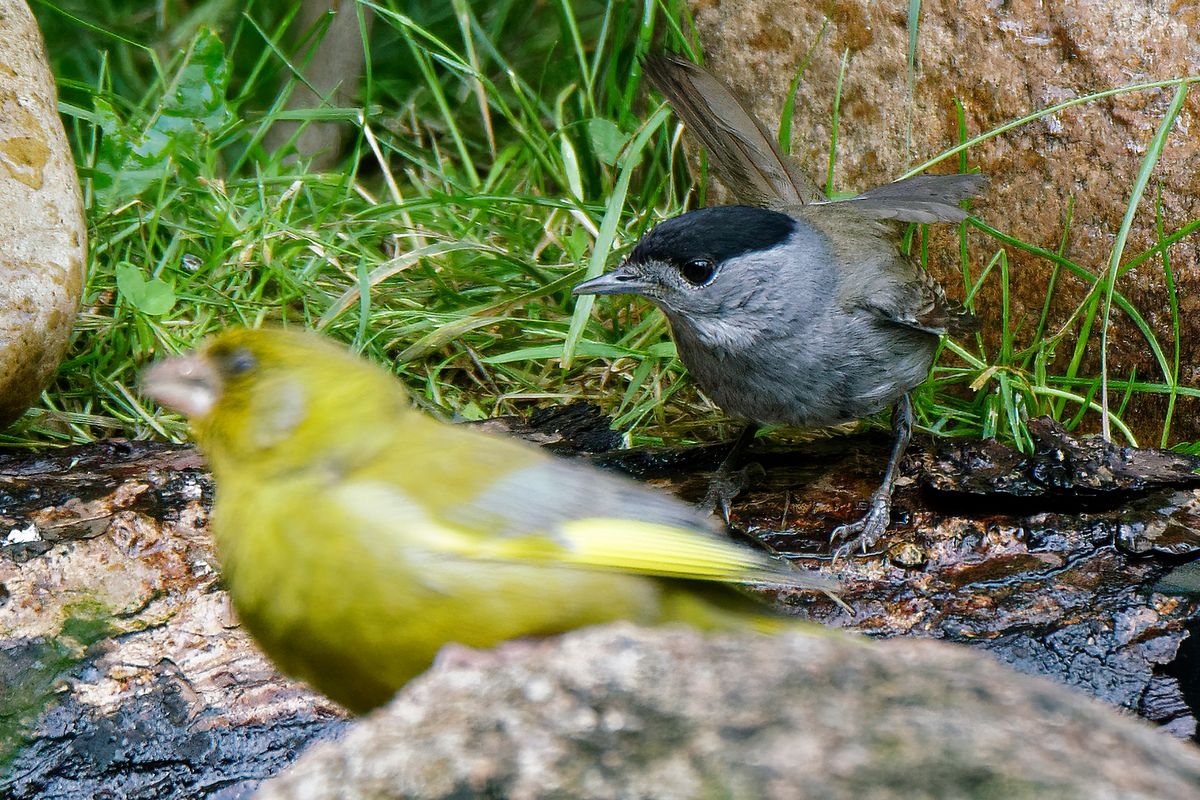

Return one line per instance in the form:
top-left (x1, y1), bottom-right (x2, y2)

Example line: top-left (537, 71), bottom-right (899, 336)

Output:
top-left (658, 583), bottom-right (829, 635)
top-left (519, 517), bottom-right (839, 594)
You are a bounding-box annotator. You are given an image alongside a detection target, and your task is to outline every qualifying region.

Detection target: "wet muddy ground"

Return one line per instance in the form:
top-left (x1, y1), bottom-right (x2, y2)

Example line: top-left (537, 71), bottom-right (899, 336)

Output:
top-left (619, 420), bottom-right (1200, 741)
top-left (2, 411), bottom-right (1199, 796)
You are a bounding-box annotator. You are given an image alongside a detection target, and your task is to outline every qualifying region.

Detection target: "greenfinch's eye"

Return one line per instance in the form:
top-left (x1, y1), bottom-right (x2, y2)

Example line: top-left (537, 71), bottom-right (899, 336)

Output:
top-left (680, 258), bottom-right (717, 286)
top-left (223, 348), bottom-right (257, 376)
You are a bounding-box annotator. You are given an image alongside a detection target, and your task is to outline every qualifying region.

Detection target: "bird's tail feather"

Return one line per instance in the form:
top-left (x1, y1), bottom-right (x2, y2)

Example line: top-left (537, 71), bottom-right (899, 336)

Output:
top-left (642, 52), bottom-right (825, 208)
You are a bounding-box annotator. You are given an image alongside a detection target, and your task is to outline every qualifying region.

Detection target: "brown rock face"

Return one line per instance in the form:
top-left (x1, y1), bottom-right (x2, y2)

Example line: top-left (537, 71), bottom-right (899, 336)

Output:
top-left (0, 0), bottom-right (86, 428)
top-left (687, 0), bottom-right (1200, 441)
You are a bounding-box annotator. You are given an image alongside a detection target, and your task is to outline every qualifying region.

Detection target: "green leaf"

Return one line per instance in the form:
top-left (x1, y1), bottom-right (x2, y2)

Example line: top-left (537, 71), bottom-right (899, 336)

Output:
top-left (564, 227), bottom-right (590, 262)
top-left (586, 118), bottom-right (629, 166)
top-left (92, 28), bottom-right (230, 209)
top-left (157, 28), bottom-right (231, 135)
top-left (457, 400), bottom-right (488, 421)
top-left (115, 264), bottom-right (176, 316)
top-left (564, 105), bottom-right (671, 368)
top-left (489, 339), bottom-right (675, 365)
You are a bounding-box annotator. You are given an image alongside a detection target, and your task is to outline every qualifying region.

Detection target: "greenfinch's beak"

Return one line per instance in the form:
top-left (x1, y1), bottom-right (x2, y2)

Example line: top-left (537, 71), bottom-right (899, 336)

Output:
top-left (141, 353), bottom-right (222, 419)
top-left (572, 263), bottom-right (648, 297)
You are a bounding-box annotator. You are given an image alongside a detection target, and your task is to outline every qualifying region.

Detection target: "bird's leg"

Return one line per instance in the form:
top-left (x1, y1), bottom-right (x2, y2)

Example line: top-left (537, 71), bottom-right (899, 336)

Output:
top-left (830, 394), bottom-right (913, 557)
top-left (697, 423), bottom-right (762, 523)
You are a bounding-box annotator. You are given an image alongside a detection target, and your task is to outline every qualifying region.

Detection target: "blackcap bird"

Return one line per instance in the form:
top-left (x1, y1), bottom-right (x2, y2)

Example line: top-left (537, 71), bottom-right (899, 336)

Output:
top-left (573, 53), bottom-right (984, 556)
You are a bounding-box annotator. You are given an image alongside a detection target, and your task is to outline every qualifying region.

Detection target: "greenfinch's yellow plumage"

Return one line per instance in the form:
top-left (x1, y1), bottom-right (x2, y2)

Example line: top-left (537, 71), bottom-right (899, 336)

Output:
top-left (141, 328), bottom-right (835, 712)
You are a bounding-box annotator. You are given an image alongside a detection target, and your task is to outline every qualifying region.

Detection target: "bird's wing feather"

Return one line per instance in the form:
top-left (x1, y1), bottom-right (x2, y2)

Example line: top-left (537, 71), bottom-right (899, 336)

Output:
top-left (643, 52), bottom-right (824, 207)
top-left (459, 456), bottom-right (833, 589)
top-left (457, 455), bottom-right (718, 535)
top-left (482, 517), bottom-right (835, 589)
top-left (862, 264), bottom-right (980, 336)
top-left (831, 173), bottom-right (988, 223)
top-left (339, 427), bottom-right (835, 592)
top-left (641, 54), bottom-right (986, 222)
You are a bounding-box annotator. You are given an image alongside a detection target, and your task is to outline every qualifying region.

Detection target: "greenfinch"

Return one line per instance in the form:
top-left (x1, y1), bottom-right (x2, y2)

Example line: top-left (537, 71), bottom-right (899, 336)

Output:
top-left (141, 328), bottom-right (835, 713)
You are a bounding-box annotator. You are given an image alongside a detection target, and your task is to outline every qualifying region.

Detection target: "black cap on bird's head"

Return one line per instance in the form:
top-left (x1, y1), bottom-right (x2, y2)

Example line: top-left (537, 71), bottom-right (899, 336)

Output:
top-left (572, 206), bottom-right (796, 309)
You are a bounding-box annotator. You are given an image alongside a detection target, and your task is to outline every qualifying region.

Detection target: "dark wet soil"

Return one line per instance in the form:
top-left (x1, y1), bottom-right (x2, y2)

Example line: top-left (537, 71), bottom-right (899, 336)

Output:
top-left (4, 411), bottom-right (1200, 797)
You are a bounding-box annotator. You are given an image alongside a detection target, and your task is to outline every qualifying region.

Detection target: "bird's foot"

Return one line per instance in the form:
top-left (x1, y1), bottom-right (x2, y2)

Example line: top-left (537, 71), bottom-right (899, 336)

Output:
top-left (697, 462), bottom-right (766, 524)
top-left (830, 490), bottom-right (892, 560)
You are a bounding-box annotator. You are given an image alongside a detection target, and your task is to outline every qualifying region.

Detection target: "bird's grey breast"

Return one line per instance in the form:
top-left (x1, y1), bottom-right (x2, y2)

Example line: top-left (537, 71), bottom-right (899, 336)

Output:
top-left (664, 212), bottom-right (943, 427)
top-left (663, 221), bottom-right (853, 425)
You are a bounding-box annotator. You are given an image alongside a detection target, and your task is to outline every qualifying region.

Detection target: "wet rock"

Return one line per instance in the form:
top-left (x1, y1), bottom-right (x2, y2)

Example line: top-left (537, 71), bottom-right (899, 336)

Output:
top-left (257, 624), bottom-right (1200, 800)
top-left (0, 0), bottom-right (87, 428)
top-left (1116, 490), bottom-right (1200, 557)
top-left (5, 669), bottom-right (345, 800)
top-left (472, 401), bottom-right (623, 456)
top-left (0, 441), bottom-right (345, 800)
top-left (7, 417), bottom-right (1200, 796)
top-left (686, 0), bottom-right (1200, 439)
top-left (703, 425), bottom-right (1200, 739)
top-left (918, 417), bottom-right (1200, 498)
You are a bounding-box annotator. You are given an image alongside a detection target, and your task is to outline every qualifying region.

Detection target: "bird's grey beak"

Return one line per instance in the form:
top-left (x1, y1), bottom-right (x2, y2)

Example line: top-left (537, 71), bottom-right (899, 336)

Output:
top-left (141, 353), bottom-right (222, 419)
top-left (572, 263), bottom-right (648, 297)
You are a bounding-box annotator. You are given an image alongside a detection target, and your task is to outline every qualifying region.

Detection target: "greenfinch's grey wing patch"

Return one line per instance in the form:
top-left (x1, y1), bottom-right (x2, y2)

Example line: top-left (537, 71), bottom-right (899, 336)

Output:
top-left (447, 458), bottom-right (719, 537)
top-left (432, 452), bottom-right (835, 591)
top-left (334, 475), bottom-right (833, 592)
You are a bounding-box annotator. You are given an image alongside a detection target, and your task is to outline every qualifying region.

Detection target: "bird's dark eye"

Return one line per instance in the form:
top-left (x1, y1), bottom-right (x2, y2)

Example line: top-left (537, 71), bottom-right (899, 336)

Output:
top-left (680, 258), bottom-right (717, 286)
top-left (223, 348), bottom-right (257, 377)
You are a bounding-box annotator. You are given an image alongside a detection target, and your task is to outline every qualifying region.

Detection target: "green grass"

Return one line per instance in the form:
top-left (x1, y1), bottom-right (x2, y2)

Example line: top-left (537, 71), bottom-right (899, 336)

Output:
top-left (8, 0), bottom-right (1200, 454)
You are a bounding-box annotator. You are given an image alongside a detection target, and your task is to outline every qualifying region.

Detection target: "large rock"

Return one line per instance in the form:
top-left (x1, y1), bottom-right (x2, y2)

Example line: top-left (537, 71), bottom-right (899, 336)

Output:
top-left (686, 0), bottom-right (1200, 440)
top-left (257, 624), bottom-right (1200, 800)
top-left (0, 0), bottom-right (86, 427)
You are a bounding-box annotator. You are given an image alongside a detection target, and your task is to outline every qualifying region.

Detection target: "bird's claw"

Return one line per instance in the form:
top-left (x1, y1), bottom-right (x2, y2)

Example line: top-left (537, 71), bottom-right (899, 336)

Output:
top-left (697, 462), bottom-right (765, 524)
top-left (830, 492), bottom-right (891, 561)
